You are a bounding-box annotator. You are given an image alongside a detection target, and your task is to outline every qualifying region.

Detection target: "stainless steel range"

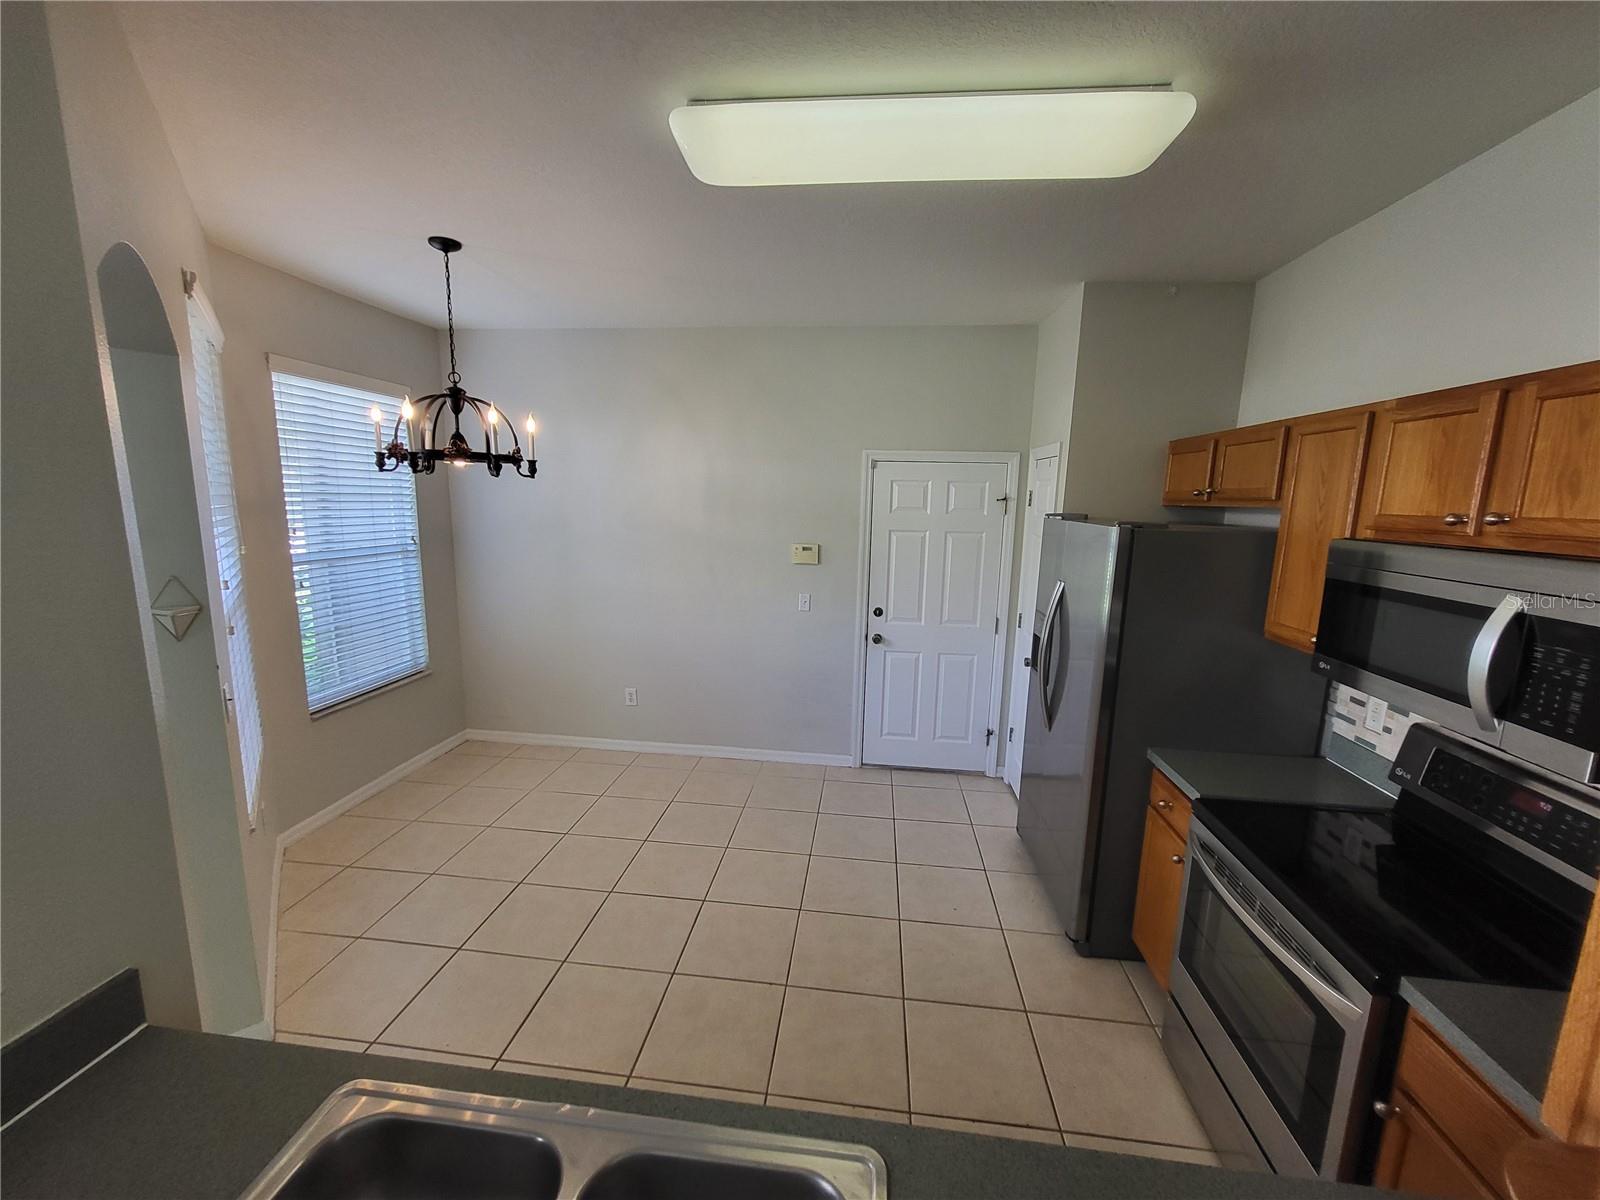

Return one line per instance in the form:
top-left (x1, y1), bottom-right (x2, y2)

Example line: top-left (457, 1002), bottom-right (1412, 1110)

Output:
top-left (1163, 725), bottom-right (1598, 1180)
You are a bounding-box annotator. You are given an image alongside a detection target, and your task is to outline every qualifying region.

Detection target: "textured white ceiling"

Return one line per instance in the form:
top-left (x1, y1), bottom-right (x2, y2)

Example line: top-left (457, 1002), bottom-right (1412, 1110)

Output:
top-left (118, 2), bottom-right (1600, 328)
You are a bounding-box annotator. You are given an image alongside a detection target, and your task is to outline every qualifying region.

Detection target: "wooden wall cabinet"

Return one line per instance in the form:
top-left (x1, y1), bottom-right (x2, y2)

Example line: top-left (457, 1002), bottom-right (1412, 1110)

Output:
top-left (1355, 361), bottom-right (1600, 554)
top-left (1374, 1012), bottom-right (1542, 1200)
top-left (1357, 385), bottom-right (1507, 543)
top-left (1477, 362), bottom-right (1600, 556)
top-left (1131, 769), bottom-right (1192, 990)
top-left (1162, 423), bottom-right (1287, 507)
top-left (1263, 408), bottom-right (1373, 652)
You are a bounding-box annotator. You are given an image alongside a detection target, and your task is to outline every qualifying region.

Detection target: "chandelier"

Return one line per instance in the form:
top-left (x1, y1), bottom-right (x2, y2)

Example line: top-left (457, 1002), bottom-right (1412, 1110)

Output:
top-left (373, 236), bottom-right (536, 478)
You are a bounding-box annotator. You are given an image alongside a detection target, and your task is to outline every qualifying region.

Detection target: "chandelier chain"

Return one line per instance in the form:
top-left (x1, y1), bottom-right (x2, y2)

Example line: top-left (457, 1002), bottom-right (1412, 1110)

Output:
top-left (443, 249), bottom-right (461, 386)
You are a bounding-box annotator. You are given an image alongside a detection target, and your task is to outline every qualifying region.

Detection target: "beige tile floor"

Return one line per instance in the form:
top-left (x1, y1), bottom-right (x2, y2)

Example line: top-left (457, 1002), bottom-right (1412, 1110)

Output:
top-left (274, 740), bottom-right (1215, 1164)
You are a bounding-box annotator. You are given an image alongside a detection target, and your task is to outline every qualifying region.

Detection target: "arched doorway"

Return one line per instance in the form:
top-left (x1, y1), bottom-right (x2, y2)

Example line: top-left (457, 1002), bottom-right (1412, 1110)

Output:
top-left (96, 243), bottom-right (261, 1033)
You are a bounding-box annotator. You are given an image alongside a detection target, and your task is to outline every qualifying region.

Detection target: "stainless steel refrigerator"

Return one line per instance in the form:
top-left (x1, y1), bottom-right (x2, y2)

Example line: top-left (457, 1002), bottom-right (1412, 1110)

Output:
top-left (1017, 517), bottom-right (1327, 959)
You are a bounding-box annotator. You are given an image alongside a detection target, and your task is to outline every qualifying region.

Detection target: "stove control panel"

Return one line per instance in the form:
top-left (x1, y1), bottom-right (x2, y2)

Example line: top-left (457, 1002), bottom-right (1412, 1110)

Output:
top-left (1392, 726), bottom-right (1600, 882)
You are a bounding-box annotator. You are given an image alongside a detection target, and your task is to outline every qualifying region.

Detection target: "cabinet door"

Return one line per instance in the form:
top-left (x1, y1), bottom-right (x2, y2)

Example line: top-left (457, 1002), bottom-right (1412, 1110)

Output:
top-left (1162, 435), bottom-right (1217, 506)
top-left (1478, 363), bottom-right (1600, 557)
top-left (1375, 1090), bottom-right (1499, 1200)
top-left (1211, 423), bottom-right (1288, 504)
top-left (1264, 409), bottom-right (1373, 652)
top-left (1359, 386), bottom-right (1506, 542)
top-left (1131, 805), bottom-right (1186, 991)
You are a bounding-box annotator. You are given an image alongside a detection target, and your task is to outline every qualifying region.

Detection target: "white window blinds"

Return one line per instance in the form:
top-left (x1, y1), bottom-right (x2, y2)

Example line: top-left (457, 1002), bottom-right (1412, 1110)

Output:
top-left (269, 357), bottom-right (429, 713)
top-left (188, 291), bottom-right (264, 823)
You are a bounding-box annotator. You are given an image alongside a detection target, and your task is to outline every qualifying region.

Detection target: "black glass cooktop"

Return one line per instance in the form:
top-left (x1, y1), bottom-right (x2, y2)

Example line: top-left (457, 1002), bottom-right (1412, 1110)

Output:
top-left (1193, 794), bottom-right (1587, 993)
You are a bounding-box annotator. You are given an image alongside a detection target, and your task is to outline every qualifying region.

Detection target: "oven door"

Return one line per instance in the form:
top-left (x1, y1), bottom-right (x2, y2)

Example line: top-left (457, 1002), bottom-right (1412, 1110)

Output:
top-left (1313, 548), bottom-right (1600, 783)
top-left (1172, 830), bottom-right (1377, 1179)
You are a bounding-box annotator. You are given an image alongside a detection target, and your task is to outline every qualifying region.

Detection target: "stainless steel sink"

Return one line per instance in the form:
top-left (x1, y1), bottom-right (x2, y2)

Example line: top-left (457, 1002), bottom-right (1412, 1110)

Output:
top-left (240, 1080), bottom-right (887, 1200)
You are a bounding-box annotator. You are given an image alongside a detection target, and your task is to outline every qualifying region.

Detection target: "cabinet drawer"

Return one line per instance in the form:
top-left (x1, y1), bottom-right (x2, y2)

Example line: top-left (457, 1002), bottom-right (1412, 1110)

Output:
top-left (1149, 769), bottom-right (1192, 841)
top-left (1393, 1014), bottom-right (1539, 1195)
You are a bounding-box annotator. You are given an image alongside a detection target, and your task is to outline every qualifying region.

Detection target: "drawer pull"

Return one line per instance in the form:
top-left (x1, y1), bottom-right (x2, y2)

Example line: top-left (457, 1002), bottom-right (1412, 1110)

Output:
top-left (1373, 1100), bottom-right (1401, 1120)
top-left (1156, 799), bottom-right (1172, 810)
top-left (1190, 489), bottom-right (1205, 498)
top-left (1482, 512), bottom-right (1513, 526)
top-left (1442, 513), bottom-right (1469, 526)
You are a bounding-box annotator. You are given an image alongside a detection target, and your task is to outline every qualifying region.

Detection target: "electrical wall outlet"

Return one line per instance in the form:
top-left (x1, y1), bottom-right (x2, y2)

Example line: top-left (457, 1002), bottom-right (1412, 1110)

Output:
top-left (798, 593), bottom-right (811, 612)
top-left (1363, 694), bottom-right (1388, 733)
top-left (624, 687), bottom-right (638, 707)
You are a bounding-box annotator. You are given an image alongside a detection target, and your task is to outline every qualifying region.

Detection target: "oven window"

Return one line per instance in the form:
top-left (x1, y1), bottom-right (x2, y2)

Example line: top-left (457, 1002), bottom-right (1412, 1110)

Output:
top-left (1317, 580), bottom-right (1489, 706)
top-left (1179, 866), bottom-right (1349, 1169)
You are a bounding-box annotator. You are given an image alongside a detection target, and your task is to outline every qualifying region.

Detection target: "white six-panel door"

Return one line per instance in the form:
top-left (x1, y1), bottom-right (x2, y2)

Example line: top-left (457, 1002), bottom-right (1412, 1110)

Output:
top-left (863, 460), bottom-right (1010, 770)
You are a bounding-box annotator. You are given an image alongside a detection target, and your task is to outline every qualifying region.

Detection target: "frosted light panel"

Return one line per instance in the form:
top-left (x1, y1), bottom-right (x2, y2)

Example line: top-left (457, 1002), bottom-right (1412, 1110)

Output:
top-left (669, 90), bottom-right (1197, 186)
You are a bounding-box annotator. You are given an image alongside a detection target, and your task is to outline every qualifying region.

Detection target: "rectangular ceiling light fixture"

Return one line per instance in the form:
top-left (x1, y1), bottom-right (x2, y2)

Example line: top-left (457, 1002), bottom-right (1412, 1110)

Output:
top-left (669, 88), bottom-right (1197, 187)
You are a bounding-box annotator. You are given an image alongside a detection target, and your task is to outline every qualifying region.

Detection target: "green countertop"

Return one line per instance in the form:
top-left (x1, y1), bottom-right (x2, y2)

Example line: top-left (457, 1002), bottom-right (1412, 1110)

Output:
top-left (1, 1027), bottom-right (1380, 1199)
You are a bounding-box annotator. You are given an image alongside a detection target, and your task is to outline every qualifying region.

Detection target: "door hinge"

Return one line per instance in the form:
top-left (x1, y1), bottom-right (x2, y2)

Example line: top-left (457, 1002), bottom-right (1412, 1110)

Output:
top-left (985, 728), bottom-right (996, 745)
top-left (1027, 488), bottom-right (1034, 507)
top-left (1008, 726), bottom-right (1014, 743)
top-left (995, 616), bottom-right (1000, 635)
top-left (1017, 612), bottom-right (1023, 629)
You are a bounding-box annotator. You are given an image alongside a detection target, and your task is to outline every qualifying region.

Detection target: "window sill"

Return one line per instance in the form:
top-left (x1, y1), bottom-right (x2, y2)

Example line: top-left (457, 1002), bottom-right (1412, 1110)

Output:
top-left (309, 668), bottom-right (431, 721)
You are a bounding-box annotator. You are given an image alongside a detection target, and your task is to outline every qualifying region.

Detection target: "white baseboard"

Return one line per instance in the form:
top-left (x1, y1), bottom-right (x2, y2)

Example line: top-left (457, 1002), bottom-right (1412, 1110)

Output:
top-left (464, 728), bottom-right (853, 768)
top-left (263, 729), bottom-right (467, 1036)
top-left (230, 1018), bottom-right (272, 1040)
top-left (273, 730), bottom-right (469, 851)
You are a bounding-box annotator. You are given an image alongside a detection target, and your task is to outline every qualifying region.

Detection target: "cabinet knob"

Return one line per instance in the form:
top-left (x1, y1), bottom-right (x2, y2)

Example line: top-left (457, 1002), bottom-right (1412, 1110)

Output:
top-left (1442, 513), bottom-right (1469, 526)
top-left (1203, 488), bottom-right (1217, 497)
top-left (1156, 799), bottom-right (1172, 810)
top-left (1482, 512), bottom-right (1513, 526)
top-left (1170, 854), bottom-right (1184, 864)
top-left (1373, 1100), bottom-right (1401, 1120)
top-left (1191, 489), bottom-right (1205, 498)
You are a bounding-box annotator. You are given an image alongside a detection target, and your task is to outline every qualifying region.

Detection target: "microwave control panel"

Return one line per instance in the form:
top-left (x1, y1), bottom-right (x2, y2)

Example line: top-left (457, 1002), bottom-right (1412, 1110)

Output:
top-left (1410, 742), bottom-right (1600, 879)
top-left (1506, 623), bottom-right (1599, 747)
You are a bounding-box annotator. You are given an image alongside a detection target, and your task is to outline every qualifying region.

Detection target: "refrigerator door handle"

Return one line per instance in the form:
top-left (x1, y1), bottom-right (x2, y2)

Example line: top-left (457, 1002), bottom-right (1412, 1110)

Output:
top-left (1037, 579), bottom-right (1065, 730)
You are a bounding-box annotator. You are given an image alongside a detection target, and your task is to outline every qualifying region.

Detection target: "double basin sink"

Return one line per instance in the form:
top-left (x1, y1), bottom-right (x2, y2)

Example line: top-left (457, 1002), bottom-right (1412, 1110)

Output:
top-left (240, 1080), bottom-right (887, 1200)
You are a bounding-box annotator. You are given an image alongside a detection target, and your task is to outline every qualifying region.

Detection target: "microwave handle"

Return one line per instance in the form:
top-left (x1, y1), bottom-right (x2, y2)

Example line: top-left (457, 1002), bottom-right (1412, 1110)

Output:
top-left (1191, 848), bottom-right (1365, 1024)
top-left (1467, 595), bottom-right (1527, 733)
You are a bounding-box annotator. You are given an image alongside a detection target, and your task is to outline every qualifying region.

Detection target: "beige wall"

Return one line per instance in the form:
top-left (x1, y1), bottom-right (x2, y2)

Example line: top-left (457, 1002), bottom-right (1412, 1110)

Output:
top-left (1027, 286), bottom-right (1084, 508)
top-left (1238, 91), bottom-right (1600, 424)
top-left (206, 245), bottom-right (468, 836)
top-left (1028, 283), bottom-right (1255, 524)
top-left (448, 326), bottom-right (1036, 757)
top-left (1, 1), bottom-right (200, 1038)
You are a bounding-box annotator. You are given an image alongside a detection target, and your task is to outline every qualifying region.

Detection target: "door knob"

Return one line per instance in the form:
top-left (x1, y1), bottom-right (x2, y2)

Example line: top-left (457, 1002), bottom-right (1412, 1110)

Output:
top-left (872, 606), bottom-right (884, 617)
top-left (871, 633), bottom-right (884, 644)
top-left (1482, 512), bottom-right (1513, 525)
top-left (1442, 513), bottom-right (1469, 526)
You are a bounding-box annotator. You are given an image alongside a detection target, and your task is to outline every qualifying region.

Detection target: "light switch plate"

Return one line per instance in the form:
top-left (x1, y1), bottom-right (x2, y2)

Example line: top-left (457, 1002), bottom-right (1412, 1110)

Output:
top-left (798, 593), bottom-right (811, 612)
top-left (791, 543), bottom-right (819, 565)
top-left (1363, 695), bottom-right (1388, 734)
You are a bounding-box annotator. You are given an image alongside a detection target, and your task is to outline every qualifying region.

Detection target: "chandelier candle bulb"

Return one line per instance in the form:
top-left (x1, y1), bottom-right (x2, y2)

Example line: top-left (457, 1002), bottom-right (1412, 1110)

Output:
top-left (487, 406), bottom-right (499, 454)
top-left (401, 398), bottom-right (415, 448)
top-left (370, 404), bottom-right (384, 451)
top-left (526, 415), bottom-right (536, 457)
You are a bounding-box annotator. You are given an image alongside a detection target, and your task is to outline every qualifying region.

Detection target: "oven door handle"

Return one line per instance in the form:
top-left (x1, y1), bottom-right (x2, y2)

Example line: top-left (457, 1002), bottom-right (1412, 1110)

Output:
top-left (1466, 594), bottom-right (1526, 733)
top-left (1192, 849), bottom-right (1365, 1024)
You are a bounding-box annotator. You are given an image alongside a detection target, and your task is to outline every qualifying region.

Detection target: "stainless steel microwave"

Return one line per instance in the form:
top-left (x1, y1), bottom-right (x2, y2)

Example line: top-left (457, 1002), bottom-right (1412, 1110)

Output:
top-left (1313, 540), bottom-right (1600, 784)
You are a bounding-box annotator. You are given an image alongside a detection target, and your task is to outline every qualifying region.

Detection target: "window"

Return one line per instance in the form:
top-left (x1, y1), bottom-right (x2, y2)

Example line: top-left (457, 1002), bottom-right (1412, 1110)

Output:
top-left (188, 286), bottom-right (264, 823)
top-left (269, 356), bottom-right (428, 713)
